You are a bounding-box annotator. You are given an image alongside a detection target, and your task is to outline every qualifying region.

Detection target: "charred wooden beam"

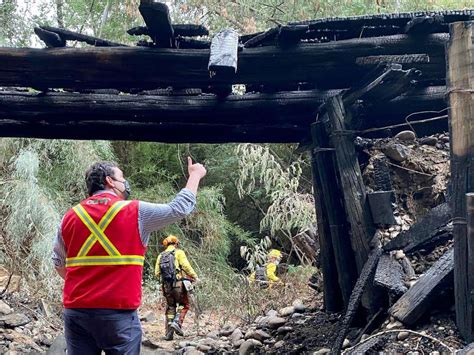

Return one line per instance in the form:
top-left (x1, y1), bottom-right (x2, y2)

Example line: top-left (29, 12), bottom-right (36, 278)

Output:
top-left (447, 21), bottom-right (474, 341)
top-left (39, 26), bottom-right (126, 47)
top-left (367, 191), bottom-right (396, 225)
top-left (176, 37), bottom-right (210, 49)
top-left (128, 24), bottom-right (209, 37)
top-left (138, 0), bottom-right (174, 46)
top-left (0, 119), bottom-right (306, 143)
top-left (311, 121), bottom-right (358, 307)
top-left (0, 86), bottom-right (447, 138)
top-left (383, 203), bottom-right (452, 252)
top-left (0, 34), bottom-right (449, 90)
top-left (389, 248), bottom-right (454, 325)
top-left (34, 27), bottom-right (66, 48)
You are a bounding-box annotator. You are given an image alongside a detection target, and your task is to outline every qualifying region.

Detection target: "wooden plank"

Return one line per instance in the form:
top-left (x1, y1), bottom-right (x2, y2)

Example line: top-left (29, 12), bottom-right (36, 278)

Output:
top-left (446, 21), bottom-right (474, 340)
top-left (0, 34), bottom-right (449, 90)
top-left (243, 27), bottom-right (279, 48)
top-left (311, 121), bottom-right (358, 307)
top-left (389, 248), bottom-right (454, 325)
top-left (374, 254), bottom-right (407, 296)
top-left (138, 0), bottom-right (174, 45)
top-left (278, 25), bottom-right (309, 44)
top-left (384, 203), bottom-right (452, 252)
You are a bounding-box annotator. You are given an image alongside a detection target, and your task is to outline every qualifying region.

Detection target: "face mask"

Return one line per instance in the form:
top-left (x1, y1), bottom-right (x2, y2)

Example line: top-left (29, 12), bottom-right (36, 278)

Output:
top-left (111, 178), bottom-right (131, 200)
top-left (273, 260), bottom-right (280, 266)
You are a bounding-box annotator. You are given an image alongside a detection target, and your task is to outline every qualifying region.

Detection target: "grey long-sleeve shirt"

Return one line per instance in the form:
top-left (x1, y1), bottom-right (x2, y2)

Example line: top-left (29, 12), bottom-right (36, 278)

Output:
top-left (52, 188), bottom-right (196, 268)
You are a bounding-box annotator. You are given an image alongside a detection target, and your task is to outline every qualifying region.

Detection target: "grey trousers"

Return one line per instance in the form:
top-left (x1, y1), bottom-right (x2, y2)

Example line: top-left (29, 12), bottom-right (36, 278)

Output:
top-left (64, 308), bottom-right (142, 355)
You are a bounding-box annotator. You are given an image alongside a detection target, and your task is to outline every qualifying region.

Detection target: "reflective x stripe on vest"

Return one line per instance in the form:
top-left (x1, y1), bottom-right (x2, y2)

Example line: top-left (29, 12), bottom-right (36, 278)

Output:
top-left (66, 201), bottom-right (145, 267)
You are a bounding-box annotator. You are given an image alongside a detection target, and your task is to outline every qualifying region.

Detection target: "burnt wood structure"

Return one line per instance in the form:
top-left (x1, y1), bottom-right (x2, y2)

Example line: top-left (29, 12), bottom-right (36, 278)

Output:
top-left (1, 1), bottom-right (474, 346)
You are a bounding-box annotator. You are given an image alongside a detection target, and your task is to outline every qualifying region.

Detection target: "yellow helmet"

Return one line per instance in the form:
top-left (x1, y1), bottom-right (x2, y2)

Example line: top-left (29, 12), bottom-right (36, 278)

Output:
top-left (163, 235), bottom-right (179, 247)
top-left (268, 249), bottom-right (282, 259)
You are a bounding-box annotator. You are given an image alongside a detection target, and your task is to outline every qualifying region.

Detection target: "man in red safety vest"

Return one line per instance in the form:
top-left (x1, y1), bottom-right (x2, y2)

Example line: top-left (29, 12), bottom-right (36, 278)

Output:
top-left (52, 157), bottom-right (206, 354)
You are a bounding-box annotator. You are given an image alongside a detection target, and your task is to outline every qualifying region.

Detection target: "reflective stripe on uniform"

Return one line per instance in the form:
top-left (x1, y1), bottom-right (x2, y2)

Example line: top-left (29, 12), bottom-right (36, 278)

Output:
top-left (67, 200), bottom-right (143, 267)
top-left (76, 201), bottom-right (131, 256)
top-left (66, 255), bottom-right (145, 267)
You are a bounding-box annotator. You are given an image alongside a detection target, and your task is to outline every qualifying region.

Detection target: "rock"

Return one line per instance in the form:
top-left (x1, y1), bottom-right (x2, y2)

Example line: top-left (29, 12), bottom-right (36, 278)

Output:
top-left (239, 340), bottom-right (256, 355)
top-left (249, 339), bottom-right (263, 347)
top-left (420, 137), bottom-right (438, 146)
top-left (46, 335), bottom-right (67, 355)
top-left (279, 306), bottom-right (295, 317)
top-left (264, 338), bottom-right (276, 345)
top-left (277, 326), bottom-right (293, 335)
top-left (395, 250), bottom-right (405, 260)
top-left (274, 340), bottom-right (284, 349)
top-left (383, 143), bottom-right (410, 162)
top-left (438, 326), bottom-right (445, 331)
top-left (0, 313), bottom-right (30, 328)
top-left (294, 303), bottom-right (306, 313)
top-left (386, 320), bottom-right (403, 330)
top-left (233, 339), bottom-right (244, 347)
top-left (395, 130), bottom-right (416, 142)
top-left (245, 330), bottom-right (270, 341)
top-left (342, 338), bottom-right (350, 349)
top-left (0, 300), bottom-right (13, 315)
top-left (184, 348), bottom-right (203, 355)
top-left (207, 330), bottom-right (219, 339)
top-left (313, 348), bottom-right (331, 355)
top-left (267, 316), bottom-right (287, 329)
top-left (139, 311), bottom-right (156, 323)
top-left (266, 309), bottom-right (278, 317)
top-left (230, 328), bottom-right (243, 345)
top-left (197, 344), bottom-right (212, 352)
top-left (39, 299), bottom-right (53, 318)
top-left (397, 331), bottom-right (410, 340)
top-left (0, 267), bottom-right (21, 293)
top-left (141, 336), bottom-right (160, 349)
top-left (291, 313), bottom-right (304, 319)
top-left (219, 325), bottom-right (236, 336)
top-left (361, 334), bottom-right (368, 341)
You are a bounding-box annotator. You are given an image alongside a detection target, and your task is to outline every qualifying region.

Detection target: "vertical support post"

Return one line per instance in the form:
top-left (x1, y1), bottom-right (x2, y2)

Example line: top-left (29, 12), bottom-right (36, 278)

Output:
top-left (325, 95), bottom-right (374, 272)
top-left (311, 122), bottom-right (358, 306)
top-left (310, 146), bottom-right (344, 312)
top-left (447, 21), bottom-right (474, 341)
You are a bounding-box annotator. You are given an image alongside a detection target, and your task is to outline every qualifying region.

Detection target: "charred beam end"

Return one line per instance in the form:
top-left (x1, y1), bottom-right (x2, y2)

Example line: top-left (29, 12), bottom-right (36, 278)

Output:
top-left (243, 27), bottom-right (279, 48)
top-left (138, 0), bottom-right (174, 46)
top-left (34, 27), bottom-right (66, 48)
top-left (367, 191), bottom-right (397, 226)
top-left (405, 15), bottom-right (446, 35)
top-left (374, 253), bottom-right (408, 296)
top-left (40, 26), bottom-right (126, 47)
top-left (389, 248), bottom-right (454, 325)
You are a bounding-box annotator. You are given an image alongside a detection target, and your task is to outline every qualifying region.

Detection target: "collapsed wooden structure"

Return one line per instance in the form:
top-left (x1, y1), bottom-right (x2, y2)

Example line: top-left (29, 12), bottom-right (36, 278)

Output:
top-left (1, 1), bottom-right (473, 348)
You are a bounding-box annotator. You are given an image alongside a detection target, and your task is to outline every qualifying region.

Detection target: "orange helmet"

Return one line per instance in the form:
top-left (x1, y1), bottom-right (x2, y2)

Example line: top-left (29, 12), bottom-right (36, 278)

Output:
top-left (163, 235), bottom-right (179, 247)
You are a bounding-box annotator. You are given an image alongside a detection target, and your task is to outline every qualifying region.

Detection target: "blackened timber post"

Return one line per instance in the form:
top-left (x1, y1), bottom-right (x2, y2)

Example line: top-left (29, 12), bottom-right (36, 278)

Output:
top-left (325, 95), bottom-right (374, 272)
top-left (446, 21), bottom-right (474, 341)
top-left (311, 121), bottom-right (358, 306)
top-left (310, 141), bottom-right (344, 312)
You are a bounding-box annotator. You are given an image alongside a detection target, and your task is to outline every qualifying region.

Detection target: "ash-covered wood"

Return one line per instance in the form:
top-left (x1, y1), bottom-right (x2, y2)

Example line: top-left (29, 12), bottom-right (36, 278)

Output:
top-left (404, 15), bottom-right (445, 35)
top-left (368, 191), bottom-right (396, 225)
top-left (355, 54), bottom-right (430, 66)
top-left (374, 254), bottom-right (407, 296)
top-left (389, 248), bottom-right (454, 325)
top-left (209, 29), bottom-right (239, 76)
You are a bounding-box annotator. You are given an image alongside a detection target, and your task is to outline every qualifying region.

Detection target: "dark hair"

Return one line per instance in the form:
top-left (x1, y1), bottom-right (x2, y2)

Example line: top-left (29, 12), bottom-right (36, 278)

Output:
top-left (85, 161), bottom-right (119, 196)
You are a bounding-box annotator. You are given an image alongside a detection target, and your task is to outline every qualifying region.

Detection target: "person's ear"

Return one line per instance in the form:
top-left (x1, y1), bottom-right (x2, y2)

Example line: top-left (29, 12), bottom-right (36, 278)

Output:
top-left (105, 175), bottom-right (115, 187)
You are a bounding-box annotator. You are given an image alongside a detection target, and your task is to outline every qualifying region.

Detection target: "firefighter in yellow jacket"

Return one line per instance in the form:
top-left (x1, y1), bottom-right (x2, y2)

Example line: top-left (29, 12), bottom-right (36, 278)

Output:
top-left (155, 235), bottom-right (198, 340)
top-left (250, 249), bottom-right (282, 287)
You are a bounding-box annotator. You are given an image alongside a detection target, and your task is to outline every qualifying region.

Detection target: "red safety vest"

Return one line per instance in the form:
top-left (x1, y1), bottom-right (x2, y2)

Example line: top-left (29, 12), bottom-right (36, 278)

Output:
top-left (61, 192), bottom-right (145, 309)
